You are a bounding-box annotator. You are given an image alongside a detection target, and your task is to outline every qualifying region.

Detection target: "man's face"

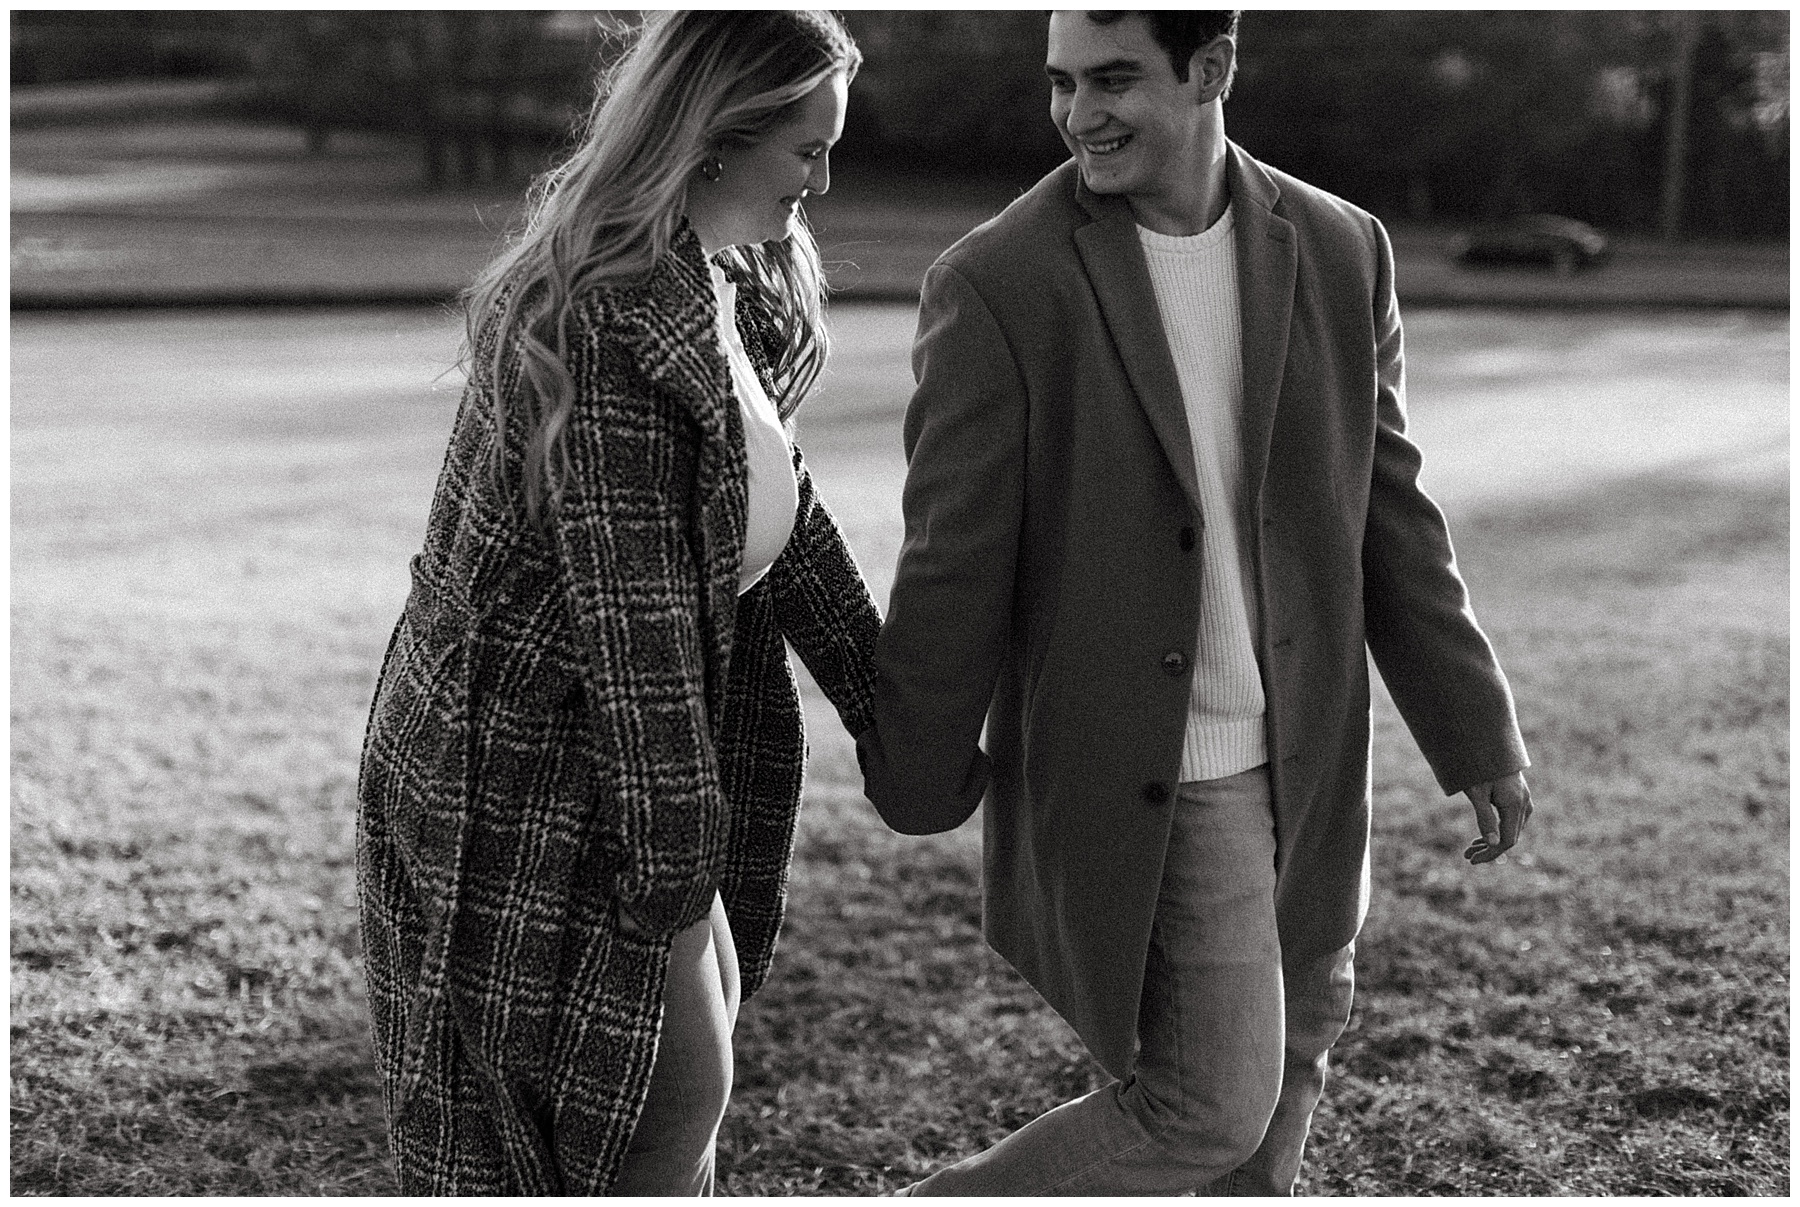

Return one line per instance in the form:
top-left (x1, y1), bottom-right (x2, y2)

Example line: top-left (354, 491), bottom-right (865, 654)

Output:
top-left (1045, 12), bottom-right (1210, 205)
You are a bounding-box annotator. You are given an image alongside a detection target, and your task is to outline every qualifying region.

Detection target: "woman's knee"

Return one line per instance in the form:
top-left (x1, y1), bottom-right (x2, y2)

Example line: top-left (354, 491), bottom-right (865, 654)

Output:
top-left (664, 921), bottom-right (735, 1111)
top-left (709, 893), bottom-right (741, 1027)
top-left (639, 914), bottom-right (735, 1131)
top-left (617, 921), bottom-right (734, 1192)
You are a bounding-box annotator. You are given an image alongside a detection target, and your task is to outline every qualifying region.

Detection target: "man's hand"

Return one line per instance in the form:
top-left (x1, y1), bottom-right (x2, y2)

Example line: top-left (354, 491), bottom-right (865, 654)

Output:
top-left (1462, 771), bottom-right (1533, 864)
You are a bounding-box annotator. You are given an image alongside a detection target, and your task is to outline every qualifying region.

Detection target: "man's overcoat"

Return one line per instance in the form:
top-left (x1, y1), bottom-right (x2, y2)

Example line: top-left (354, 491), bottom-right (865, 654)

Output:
top-left (858, 147), bottom-right (1528, 1078)
top-left (358, 227), bottom-right (878, 1193)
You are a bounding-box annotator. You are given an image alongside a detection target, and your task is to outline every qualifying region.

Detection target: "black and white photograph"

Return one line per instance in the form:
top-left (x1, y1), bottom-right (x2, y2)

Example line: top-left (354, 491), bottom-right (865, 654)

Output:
top-left (10, 6), bottom-right (1789, 1196)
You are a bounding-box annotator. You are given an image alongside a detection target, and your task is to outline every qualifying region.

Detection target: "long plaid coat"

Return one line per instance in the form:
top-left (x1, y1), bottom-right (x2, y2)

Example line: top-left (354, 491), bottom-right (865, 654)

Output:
top-left (356, 225), bottom-right (879, 1194)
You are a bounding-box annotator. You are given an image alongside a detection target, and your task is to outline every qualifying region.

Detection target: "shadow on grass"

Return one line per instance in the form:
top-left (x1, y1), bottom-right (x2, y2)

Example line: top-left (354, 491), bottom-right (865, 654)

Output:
top-left (9, 468), bottom-right (1786, 1196)
top-left (724, 467), bottom-right (1789, 1196)
top-left (11, 1030), bottom-right (396, 1196)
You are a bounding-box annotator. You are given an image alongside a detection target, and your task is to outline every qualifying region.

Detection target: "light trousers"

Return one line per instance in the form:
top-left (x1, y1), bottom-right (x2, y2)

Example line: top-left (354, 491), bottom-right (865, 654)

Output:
top-left (912, 765), bottom-right (1355, 1196)
top-left (612, 891), bottom-right (740, 1196)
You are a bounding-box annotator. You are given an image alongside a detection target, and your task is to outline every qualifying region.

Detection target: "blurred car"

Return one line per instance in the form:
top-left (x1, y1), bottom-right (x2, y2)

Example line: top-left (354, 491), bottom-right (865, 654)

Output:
top-left (1451, 214), bottom-right (1611, 275)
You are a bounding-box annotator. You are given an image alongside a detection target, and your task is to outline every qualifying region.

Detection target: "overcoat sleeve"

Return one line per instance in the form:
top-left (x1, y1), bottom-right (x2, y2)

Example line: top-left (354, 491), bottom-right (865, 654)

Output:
top-left (551, 300), bottom-right (727, 939)
top-left (857, 263), bottom-right (1027, 834)
top-left (767, 448), bottom-right (881, 739)
top-left (1360, 216), bottom-right (1530, 794)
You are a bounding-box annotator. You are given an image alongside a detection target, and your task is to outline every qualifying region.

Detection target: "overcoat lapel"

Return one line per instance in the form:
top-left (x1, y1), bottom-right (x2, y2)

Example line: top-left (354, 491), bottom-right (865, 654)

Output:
top-left (1072, 190), bottom-right (1203, 520)
top-left (627, 224), bottom-right (736, 447)
top-left (614, 225), bottom-right (748, 718)
top-left (1226, 144), bottom-right (1296, 511)
top-left (1071, 148), bottom-right (1297, 524)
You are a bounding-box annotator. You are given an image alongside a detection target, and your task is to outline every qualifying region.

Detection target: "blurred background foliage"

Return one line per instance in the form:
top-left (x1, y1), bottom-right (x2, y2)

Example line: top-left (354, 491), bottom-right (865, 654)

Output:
top-left (11, 8), bottom-right (1789, 239)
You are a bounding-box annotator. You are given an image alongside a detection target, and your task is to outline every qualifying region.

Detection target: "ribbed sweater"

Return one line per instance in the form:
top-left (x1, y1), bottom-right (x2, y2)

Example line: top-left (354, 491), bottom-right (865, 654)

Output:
top-left (709, 262), bottom-right (797, 595)
top-left (1137, 207), bottom-right (1269, 782)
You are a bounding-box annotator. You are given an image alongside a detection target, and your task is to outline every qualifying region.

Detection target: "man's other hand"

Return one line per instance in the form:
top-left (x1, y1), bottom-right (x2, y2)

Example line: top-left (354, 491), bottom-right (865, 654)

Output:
top-left (1462, 771), bottom-right (1533, 864)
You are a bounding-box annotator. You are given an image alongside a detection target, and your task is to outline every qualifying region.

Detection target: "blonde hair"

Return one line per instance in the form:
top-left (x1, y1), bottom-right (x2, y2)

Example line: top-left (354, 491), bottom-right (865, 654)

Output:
top-left (464, 10), bottom-right (861, 523)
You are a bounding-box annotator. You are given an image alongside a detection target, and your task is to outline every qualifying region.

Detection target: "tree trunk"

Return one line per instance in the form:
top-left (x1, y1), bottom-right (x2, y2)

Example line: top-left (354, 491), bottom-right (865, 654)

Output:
top-left (1659, 13), bottom-right (1700, 242)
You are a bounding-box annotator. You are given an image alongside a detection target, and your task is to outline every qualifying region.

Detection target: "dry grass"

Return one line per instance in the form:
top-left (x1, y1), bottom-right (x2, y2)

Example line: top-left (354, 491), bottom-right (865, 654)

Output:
top-left (712, 471), bottom-right (1790, 1197)
top-left (10, 310), bottom-right (1787, 1195)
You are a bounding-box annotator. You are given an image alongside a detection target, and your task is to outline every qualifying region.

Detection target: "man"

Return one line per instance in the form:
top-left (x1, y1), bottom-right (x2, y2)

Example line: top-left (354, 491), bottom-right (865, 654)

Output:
top-left (857, 9), bottom-right (1534, 1196)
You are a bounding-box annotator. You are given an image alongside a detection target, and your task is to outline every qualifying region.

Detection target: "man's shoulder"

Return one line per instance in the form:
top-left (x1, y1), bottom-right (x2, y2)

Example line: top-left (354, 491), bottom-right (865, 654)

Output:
top-left (931, 160), bottom-right (1086, 290)
top-left (1241, 149), bottom-right (1381, 245)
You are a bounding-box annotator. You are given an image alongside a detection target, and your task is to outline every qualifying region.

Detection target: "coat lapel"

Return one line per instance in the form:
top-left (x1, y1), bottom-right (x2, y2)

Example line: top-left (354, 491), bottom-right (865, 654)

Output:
top-left (1070, 149), bottom-right (1297, 525)
top-left (628, 222), bottom-right (737, 448)
top-left (610, 223), bottom-right (747, 716)
top-left (1072, 191), bottom-right (1203, 520)
top-left (1226, 144), bottom-right (1296, 510)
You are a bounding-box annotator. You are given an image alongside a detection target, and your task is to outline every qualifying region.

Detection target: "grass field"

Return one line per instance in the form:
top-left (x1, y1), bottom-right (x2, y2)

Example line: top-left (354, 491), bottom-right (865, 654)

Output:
top-left (10, 307), bottom-right (1788, 1195)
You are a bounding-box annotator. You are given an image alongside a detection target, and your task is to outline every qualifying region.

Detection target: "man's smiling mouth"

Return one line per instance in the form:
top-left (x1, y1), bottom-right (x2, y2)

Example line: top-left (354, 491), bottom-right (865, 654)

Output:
top-left (1083, 134), bottom-right (1132, 156)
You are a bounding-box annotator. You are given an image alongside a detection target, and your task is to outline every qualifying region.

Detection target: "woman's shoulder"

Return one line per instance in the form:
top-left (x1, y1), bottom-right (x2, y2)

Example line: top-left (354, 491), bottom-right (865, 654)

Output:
top-left (567, 224), bottom-right (709, 322)
top-left (565, 231), bottom-right (717, 386)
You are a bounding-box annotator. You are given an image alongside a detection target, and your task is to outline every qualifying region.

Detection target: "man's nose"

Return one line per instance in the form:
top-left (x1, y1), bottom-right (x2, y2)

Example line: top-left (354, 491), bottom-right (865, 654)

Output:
top-left (1066, 85), bottom-right (1108, 136)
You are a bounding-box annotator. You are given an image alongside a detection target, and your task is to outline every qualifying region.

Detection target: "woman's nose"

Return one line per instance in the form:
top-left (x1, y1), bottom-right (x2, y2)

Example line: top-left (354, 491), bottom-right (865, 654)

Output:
top-left (807, 156), bottom-right (831, 197)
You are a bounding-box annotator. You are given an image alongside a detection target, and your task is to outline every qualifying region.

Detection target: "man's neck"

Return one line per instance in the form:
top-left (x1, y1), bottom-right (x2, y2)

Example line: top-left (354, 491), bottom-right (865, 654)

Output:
top-left (1128, 119), bottom-right (1230, 237)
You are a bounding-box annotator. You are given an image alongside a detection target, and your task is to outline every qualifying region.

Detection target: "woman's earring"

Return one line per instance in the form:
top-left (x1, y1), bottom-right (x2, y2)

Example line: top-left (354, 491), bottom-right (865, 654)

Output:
top-left (699, 157), bottom-right (724, 183)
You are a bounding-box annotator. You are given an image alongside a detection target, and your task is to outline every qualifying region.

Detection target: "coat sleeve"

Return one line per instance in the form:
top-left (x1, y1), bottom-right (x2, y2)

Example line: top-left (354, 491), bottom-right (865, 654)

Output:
top-left (1360, 216), bottom-right (1531, 795)
top-left (856, 263), bottom-right (1027, 834)
top-left (767, 446), bottom-right (881, 738)
top-left (551, 303), bottom-right (727, 938)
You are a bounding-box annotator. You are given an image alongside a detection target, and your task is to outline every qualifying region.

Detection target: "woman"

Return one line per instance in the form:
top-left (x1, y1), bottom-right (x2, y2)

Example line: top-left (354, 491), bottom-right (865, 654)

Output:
top-left (355, 11), bottom-right (874, 1195)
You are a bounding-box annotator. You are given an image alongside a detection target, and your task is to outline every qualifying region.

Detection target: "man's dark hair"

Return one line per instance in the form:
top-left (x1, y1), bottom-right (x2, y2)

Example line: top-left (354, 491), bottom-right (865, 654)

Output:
top-left (1086, 11), bottom-right (1240, 91)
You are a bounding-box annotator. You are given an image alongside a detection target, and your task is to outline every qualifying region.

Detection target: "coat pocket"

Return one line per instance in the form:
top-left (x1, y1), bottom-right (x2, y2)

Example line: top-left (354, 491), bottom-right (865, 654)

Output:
top-left (364, 562), bottom-right (474, 892)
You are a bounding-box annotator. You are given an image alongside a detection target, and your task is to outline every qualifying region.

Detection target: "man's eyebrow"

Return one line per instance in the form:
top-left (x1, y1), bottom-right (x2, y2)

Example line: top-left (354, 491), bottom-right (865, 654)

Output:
top-left (1045, 57), bottom-right (1146, 79)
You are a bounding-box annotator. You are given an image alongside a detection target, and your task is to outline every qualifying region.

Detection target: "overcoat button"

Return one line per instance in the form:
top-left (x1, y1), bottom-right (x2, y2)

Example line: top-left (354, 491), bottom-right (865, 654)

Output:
top-left (1179, 527), bottom-right (1196, 551)
top-left (1162, 651), bottom-right (1187, 675)
top-left (1142, 782), bottom-right (1170, 805)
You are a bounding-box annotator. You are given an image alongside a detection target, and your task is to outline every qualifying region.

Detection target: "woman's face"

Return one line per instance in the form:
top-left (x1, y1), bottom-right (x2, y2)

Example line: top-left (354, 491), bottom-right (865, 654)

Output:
top-left (688, 73), bottom-right (848, 254)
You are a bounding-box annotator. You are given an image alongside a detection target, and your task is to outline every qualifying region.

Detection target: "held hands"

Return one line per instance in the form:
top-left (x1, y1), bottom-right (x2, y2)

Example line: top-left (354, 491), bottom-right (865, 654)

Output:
top-left (1462, 771), bottom-right (1533, 865)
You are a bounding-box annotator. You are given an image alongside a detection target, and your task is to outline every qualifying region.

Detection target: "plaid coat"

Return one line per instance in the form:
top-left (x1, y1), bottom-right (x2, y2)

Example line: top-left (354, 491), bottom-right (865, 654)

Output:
top-left (356, 225), bottom-right (879, 1194)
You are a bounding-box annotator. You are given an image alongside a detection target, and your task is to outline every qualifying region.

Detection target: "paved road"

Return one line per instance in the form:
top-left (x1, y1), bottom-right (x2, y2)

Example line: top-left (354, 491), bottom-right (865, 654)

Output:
top-left (11, 117), bottom-right (1789, 308)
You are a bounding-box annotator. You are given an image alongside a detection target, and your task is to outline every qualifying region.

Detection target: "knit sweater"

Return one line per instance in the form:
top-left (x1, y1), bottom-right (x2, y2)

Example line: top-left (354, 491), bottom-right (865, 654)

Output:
top-left (709, 262), bottom-right (797, 594)
top-left (1137, 206), bottom-right (1269, 782)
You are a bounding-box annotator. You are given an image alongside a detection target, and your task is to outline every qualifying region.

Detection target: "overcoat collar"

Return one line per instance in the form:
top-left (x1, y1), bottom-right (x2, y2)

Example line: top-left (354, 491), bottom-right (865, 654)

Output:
top-left (608, 220), bottom-right (737, 448)
top-left (1071, 142), bottom-right (1296, 518)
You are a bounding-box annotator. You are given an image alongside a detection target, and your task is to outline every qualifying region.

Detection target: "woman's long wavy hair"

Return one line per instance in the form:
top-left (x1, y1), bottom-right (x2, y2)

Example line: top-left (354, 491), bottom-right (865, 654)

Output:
top-left (463, 10), bottom-right (861, 524)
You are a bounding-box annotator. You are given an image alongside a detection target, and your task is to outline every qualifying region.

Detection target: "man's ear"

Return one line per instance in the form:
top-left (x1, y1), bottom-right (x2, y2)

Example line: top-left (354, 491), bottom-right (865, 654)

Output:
top-left (1194, 35), bottom-right (1235, 104)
